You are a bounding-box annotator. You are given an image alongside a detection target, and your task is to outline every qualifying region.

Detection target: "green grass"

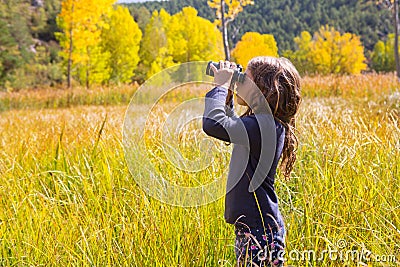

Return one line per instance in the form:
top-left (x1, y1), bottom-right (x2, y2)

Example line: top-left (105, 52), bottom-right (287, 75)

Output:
top-left (0, 74), bottom-right (399, 266)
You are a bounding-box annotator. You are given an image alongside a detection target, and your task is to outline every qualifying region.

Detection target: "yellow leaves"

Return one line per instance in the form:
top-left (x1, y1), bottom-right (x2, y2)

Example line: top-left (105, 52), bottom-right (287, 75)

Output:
top-left (57, 0), bottom-right (133, 86)
top-left (102, 5), bottom-right (142, 83)
top-left (170, 7), bottom-right (223, 62)
top-left (310, 25), bottom-right (367, 75)
top-left (207, 0), bottom-right (254, 26)
top-left (141, 7), bottom-right (223, 78)
top-left (289, 26), bottom-right (367, 75)
top-left (147, 47), bottom-right (175, 78)
top-left (231, 32), bottom-right (278, 67)
top-left (371, 34), bottom-right (398, 72)
top-left (140, 9), bottom-right (172, 77)
top-left (294, 31), bottom-right (312, 52)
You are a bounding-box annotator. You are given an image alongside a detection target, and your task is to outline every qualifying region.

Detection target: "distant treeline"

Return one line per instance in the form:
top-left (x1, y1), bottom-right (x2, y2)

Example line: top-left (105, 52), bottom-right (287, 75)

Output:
top-left (127, 0), bottom-right (392, 52)
top-left (0, 0), bottom-right (396, 90)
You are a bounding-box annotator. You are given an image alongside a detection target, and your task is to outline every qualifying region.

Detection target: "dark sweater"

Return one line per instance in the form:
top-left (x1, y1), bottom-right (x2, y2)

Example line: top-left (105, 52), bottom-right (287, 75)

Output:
top-left (202, 87), bottom-right (285, 230)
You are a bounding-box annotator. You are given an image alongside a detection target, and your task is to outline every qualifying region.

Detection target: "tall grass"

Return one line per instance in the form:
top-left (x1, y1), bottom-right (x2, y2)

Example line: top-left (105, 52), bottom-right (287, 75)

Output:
top-left (0, 73), bottom-right (399, 266)
top-left (0, 85), bottom-right (137, 112)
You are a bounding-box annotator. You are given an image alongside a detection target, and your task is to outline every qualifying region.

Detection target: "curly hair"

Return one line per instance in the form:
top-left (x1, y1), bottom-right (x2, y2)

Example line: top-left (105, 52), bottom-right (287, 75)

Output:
top-left (245, 56), bottom-right (302, 180)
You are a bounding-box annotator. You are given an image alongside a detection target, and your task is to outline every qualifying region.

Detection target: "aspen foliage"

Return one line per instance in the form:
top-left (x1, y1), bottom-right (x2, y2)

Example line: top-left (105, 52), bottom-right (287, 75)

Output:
top-left (101, 6), bottom-right (142, 83)
top-left (231, 32), bottom-right (278, 67)
top-left (311, 26), bottom-right (367, 74)
top-left (141, 7), bottom-right (223, 78)
top-left (56, 0), bottom-right (116, 87)
top-left (371, 34), bottom-right (398, 72)
top-left (207, 0), bottom-right (254, 26)
top-left (287, 26), bottom-right (367, 75)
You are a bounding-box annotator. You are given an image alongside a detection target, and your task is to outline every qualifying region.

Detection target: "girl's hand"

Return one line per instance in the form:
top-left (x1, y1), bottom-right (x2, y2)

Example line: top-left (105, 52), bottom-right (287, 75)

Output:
top-left (210, 60), bottom-right (237, 89)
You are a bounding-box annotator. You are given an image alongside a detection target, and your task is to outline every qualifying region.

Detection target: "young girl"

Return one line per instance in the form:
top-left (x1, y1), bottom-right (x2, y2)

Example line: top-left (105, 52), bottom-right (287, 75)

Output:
top-left (203, 56), bottom-right (301, 267)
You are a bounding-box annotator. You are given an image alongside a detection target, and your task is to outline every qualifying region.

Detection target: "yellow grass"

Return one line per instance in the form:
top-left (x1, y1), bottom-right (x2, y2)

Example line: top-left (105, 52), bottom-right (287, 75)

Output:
top-left (0, 73), bottom-right (399, 266)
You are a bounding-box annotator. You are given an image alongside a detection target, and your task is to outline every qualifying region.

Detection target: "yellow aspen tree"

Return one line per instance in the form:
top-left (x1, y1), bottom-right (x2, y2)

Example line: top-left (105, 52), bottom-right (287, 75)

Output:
top-left (289, 31), bottom-right (314, 75)
top-left (372, 34), bottom-right (398, 72)
top-left (310, 26), bottom-right (367, 75)
top-left (56, 0), bottom-right (77, 88)
top-left (57, 0), bottom-right (115, 88)
top-left (101, 5), bottom-right (142, 83)
top-left (372, 40), bottom-right (389, 72)
top-left (170, 7), bottom-right (223, 63)
top-left (141, 7), bottom-right (223, 78)
top-left (208, 0), bottom-right (254, 60)
top-left (140, 9), bottom-right (174, 78)
top-left (231, 31), bottom-right (278, 67)
top-left (375, 0), bottom-right (400, 78)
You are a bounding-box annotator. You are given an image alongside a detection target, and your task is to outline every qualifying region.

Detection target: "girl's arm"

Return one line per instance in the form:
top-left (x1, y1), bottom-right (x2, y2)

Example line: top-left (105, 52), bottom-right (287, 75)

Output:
top-left (202, 86), bottom-right (252, 147)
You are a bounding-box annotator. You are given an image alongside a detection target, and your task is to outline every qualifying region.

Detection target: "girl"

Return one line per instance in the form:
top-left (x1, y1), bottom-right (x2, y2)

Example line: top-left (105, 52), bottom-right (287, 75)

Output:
top-left (203, 56), bottom-right (301, 267)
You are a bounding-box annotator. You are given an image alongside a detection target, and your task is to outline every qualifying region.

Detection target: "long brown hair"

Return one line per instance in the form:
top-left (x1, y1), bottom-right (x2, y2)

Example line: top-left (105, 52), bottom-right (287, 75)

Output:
top-left (245, 56), bottom-right (302, 180)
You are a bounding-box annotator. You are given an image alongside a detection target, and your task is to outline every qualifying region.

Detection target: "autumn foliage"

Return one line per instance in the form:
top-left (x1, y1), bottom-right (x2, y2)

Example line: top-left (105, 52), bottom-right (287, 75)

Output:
top-left (56, 1), bottom-right (369, 87)
top-left (140, 7), bottom-right (223, 78)
top-left (231, 32), bottom-right (278, 67)
top-left (286, 26), bottom-right (367, 75)
top-left (56, 0), bottom-right (117, 87)
top-left (207, 0), bottom-right (254, 26)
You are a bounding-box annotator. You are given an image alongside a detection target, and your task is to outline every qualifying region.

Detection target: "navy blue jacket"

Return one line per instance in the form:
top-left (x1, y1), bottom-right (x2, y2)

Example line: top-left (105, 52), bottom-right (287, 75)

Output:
top-left (203, 87), bottom-right (285, 229)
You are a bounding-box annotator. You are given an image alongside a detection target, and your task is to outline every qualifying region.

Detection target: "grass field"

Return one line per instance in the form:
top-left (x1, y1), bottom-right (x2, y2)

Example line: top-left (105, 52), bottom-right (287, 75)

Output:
top-left (0, 73), bottom-right (399, 266)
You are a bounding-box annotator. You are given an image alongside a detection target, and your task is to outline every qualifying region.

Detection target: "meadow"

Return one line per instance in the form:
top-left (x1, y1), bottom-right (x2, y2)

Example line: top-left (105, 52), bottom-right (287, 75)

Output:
top-left (0, 73), bottom-right (399, 266)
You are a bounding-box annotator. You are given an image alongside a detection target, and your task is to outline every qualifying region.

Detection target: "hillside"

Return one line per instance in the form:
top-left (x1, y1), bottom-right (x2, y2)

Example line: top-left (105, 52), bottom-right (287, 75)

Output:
top-left (127, 0), bottom-right (393, 53)
top-left (0, 0), bottom-right (395, 89)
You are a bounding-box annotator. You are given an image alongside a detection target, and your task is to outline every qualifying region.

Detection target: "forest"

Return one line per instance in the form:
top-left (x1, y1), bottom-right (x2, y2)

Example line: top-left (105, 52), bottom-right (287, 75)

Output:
top-left (0, 0), bottom-right (397, 90)
top-left (128, 0), bottom-right (392, 52)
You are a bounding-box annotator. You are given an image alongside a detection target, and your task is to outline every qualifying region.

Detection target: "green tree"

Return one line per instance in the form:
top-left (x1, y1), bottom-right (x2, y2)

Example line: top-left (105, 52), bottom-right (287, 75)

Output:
top-left (371, 34), bottom-right (398, 72)
top-left (375, 0), bottom-right (400, 78)
top-left (0, 16), bottom-right (21, 89)
top-left (36, 0), bottom-right (62, 42)
top-left (128, 5), bottom-right (151, 33)
top-left (102, 5), bottom-right (142, 83)
top-left (5, 0), bottom-right (33, 64)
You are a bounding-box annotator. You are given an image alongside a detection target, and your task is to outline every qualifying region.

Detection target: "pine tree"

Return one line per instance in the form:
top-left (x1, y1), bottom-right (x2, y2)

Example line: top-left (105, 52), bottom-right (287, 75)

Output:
top-left (0, 16), bottom-right (20, 88)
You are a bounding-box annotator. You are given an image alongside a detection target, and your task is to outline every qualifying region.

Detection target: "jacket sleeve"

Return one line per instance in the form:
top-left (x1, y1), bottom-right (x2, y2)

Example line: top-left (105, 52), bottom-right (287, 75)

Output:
top-left (202, 87), bottom-right (252, 147)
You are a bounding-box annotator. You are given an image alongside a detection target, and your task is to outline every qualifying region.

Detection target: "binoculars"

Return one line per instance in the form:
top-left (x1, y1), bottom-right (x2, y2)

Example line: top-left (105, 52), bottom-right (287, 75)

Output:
top-left (205, 61), bottom-right (246, 83)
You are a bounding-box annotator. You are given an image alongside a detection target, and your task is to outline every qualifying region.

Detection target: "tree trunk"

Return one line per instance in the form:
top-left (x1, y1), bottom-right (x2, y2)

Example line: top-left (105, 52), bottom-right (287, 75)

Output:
top-left (221, 0), bottom-right (230, 60)
top-left (67, 28), bottom-right (72, 88)
top-left (394, 0), bottom-right (400, 80)
top-left (86, 68), bottom-right (89, 89)
top-left (221, 0), bottom-right (233, 105)
top-left (67, 3), bottom-right (74, 89)
top-left (86, 47), bottom-right (90, 89)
